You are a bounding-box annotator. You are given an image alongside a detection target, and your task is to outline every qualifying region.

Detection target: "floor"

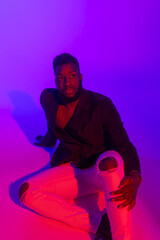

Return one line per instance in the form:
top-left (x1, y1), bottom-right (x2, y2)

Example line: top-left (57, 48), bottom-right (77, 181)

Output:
top-left (1, 108), bottom-right (160, 240)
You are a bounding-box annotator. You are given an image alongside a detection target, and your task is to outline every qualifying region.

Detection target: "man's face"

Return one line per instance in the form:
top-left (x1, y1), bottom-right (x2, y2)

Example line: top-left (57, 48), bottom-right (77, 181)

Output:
top-left (55, 63), bottom-right (82, 98)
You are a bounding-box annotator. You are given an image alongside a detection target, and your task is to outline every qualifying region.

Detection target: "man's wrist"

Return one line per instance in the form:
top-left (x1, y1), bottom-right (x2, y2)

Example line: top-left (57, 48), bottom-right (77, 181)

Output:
top-left (129, 170), bottom-right (142, 184)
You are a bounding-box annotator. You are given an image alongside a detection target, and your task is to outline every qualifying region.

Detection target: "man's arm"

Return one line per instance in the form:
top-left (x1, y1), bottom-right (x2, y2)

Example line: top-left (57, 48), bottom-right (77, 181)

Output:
top-left (102, 98), bottom-right (142, 210)
top-left (35, 89), bottom-right (57, 147)
top-left (101, 97), bottom-right (141, 176)
top-left (35, 128), bottom-right (57, 147)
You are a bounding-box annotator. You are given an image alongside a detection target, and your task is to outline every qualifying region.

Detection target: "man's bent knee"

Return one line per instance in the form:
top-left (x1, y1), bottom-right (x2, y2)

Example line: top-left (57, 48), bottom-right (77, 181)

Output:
top-left (19, 182), bottom-right (29, 202)
top-left (99, 157), bottom-right (118, 171)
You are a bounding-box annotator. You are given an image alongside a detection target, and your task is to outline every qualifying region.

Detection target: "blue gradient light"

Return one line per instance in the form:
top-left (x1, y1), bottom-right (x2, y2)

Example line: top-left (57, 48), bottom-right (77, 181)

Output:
top-left (0, 1), bottom-right (160, 239)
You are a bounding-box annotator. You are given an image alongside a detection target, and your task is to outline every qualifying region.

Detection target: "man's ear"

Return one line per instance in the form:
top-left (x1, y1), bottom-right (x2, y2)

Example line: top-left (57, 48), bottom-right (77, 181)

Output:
top-left (80, 73), bottom-right (83, 81)
top-left (55, 78), bottom-right (58, 88)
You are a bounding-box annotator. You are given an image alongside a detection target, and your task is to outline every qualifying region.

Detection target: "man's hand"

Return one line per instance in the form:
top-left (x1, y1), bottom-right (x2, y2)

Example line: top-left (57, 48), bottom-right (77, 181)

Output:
top-left (34, 135), bottom-right (48, 147)
top-left (108, 173), bottom-right (142, 211)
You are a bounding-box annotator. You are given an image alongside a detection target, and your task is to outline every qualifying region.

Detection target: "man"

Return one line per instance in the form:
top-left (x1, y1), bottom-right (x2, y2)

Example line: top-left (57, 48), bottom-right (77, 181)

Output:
top-left (19, 53), bottom-right (142, 240)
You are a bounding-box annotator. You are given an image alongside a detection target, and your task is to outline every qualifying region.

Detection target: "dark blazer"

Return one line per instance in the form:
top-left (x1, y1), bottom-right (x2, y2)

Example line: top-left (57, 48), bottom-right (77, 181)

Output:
top-left (40, 88), bottom-right (141, 176)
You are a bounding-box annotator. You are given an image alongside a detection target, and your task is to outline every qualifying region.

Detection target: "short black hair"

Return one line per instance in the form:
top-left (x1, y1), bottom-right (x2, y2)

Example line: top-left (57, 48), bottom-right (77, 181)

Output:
top-left (53, 53), bottom-right (80, 72)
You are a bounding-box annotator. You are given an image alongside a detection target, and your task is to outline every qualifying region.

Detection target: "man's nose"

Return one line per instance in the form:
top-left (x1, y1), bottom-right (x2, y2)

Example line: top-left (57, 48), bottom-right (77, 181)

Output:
top-left (64, 77), bottom-right (71, 85)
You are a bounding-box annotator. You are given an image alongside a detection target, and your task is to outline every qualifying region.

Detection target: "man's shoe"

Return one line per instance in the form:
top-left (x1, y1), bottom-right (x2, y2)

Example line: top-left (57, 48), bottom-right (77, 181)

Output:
top-left (95, 213), bottom-right (112, 240)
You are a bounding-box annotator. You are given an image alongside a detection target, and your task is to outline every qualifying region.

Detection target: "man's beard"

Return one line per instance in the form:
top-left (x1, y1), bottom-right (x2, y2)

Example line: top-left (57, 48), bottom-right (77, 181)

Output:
top-left (57, 83), bottom-right (82, 104)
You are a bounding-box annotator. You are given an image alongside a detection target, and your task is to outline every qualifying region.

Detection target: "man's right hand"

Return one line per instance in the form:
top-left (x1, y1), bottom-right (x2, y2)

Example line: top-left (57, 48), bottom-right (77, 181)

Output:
top-left (34, 131), bottom-right (57, 148)
top-left (34, 135), bottom-right (48, 147)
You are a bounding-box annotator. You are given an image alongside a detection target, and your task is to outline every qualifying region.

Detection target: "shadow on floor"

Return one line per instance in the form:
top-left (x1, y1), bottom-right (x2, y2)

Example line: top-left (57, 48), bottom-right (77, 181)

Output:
top-left (8, 90), bottom-right (99, 239)
top-left (8, 90), bottom-right (55, 205)
top-left (8, 90), bottom-right (49, 146)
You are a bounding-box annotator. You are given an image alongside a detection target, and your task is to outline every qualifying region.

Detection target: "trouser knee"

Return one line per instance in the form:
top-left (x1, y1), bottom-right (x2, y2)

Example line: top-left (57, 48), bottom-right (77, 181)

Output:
top-left (98, 157), bottom-right (118, 171)
top-left (19, 182), bottom-right (29, 202)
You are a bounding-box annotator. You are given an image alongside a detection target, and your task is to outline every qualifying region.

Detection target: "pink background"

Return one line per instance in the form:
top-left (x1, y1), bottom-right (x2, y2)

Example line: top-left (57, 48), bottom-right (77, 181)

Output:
top-left (0, 0), bottom-right (160, 239)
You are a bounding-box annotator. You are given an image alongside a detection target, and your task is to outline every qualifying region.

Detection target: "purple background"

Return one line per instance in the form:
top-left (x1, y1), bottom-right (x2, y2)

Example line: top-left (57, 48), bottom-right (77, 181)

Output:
top-left (0, 1), bottom-right (160, 239)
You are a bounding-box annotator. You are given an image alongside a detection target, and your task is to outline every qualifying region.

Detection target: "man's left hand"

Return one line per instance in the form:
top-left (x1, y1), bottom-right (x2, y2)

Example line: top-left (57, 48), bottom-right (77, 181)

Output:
top-left (108, 174), bottom-right (141, 211)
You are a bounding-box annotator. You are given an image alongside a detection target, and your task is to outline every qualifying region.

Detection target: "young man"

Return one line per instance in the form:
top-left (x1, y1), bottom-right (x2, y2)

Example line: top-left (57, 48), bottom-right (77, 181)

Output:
top-left (19, 53), bottom-right (142, 240)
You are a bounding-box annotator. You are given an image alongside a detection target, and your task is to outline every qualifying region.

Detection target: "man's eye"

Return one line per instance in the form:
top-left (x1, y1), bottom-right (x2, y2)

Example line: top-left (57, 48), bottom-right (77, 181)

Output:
top-left (57, 76), bottom-right (63, 81)
top-left (70, 74), bottom-right (76, 78)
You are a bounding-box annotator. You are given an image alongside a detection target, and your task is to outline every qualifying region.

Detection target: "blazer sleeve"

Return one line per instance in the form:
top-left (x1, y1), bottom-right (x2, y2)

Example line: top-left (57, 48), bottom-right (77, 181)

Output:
top-left (101, 97), bottom-right (141, 176)
top-left (39, 89), bottom-right (57, 147)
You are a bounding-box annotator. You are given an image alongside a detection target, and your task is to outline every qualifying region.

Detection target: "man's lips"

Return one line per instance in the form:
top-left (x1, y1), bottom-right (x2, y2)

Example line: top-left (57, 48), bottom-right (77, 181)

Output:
top-left (64, 88), bottom-right (73, 93)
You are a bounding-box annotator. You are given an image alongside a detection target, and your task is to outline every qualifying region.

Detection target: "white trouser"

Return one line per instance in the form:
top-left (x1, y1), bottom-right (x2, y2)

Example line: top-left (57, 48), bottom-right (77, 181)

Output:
top-left (20, 150), bottom-right (132, 240)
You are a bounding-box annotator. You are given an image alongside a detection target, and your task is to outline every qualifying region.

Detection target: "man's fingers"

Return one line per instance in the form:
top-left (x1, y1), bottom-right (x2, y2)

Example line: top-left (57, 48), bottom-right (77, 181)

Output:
top-left (128, 204), bottom-right (134, 211)
top-left (118, 198), bottom-right (134, 209)
top-left (110, 185), bottom-right (130, 195)
top-left (110, 193), bottom-right (129, 202)
top-left (110, 188), bottom-right (123, 195)
top-left (118, 200), bottom-right (130, 209)
top-left (34, 142), bottom-right (42, 146)
top-left (128, 200), bottom-right (136, 211)
top-left (34, 141), bottom-right (46, 147)
top-left (36, 135), bottom-right (44, 141)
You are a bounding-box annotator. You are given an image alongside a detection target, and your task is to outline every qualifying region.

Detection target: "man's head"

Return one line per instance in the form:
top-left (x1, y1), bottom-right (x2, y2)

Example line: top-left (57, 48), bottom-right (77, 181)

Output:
top-left (53, 53), bottom-right (83, 102)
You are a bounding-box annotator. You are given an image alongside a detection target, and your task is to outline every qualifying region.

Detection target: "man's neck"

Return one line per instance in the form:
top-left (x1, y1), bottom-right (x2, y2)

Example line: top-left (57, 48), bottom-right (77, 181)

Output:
top-left (63, 98), bottom-right (80, 109)
top-left (57, 86), bottom-right (82, 105)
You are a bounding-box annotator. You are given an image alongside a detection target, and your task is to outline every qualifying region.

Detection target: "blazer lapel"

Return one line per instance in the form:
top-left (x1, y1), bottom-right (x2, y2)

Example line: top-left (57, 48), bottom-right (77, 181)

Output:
top-left (47, 88), bottom-right (92, 145)
top-left (65, 89), bottom-right (92, 144)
